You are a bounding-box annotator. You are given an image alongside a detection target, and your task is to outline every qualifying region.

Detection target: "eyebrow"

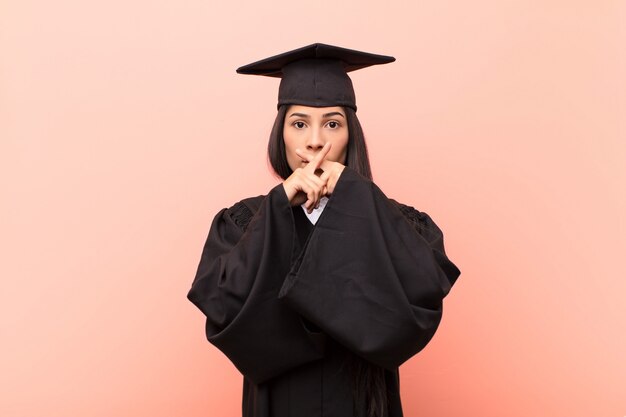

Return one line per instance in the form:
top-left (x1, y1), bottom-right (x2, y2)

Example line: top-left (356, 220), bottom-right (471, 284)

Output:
top-left (322, 112), bottom-right (345, 119)
top-left (288, 112), bottom-right (345, 119)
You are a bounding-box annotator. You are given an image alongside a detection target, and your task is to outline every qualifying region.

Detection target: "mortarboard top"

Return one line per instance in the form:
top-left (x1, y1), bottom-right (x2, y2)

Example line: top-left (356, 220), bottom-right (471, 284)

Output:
top-left (236, 43), bottom-right (395, 112)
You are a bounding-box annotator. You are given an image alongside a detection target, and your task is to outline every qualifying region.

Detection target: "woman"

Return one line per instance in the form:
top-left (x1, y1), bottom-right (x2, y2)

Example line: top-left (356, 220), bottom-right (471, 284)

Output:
top-left (187, 43), bottom-right (461, 417)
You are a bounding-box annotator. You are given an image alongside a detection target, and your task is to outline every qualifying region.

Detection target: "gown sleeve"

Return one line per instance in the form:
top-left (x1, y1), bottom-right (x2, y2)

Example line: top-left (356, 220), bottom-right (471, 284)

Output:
top-left (277, 166), bottom-right (461, 371)
top-left (186, 184), bottom-right (327, 385)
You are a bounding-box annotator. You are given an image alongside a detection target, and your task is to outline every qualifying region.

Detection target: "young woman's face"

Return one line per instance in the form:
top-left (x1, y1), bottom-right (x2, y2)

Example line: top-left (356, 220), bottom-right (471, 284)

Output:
top-left (283, 105), bottom-right (349, 172)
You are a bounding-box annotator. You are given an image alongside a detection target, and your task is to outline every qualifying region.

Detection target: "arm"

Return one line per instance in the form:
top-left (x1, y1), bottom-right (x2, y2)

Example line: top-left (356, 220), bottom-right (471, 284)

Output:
top-left (277, 167), bottom-right (461, 370)
top-left (187, 184), bottom-right (327, 385)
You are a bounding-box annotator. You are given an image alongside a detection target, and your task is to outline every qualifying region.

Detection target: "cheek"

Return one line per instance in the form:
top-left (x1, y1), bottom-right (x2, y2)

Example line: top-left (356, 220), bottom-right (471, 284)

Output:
top-left (283, 129), bottom-right (292, 148)
top-left (283, 131), bottom-right (297, 155)
top-left (282, 131), bottom-right (300, 169)
top-left (332, 133), bottom-right (349, 161)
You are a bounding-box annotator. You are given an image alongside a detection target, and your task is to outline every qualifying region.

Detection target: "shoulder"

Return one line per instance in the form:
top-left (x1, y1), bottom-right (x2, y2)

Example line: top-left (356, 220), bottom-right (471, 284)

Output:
top-left (388, 198), bottom-right (443, 241)
top-left (224, 194), bottom-right (266, 231)
top-left (389, 198), bottom-right (429, 225)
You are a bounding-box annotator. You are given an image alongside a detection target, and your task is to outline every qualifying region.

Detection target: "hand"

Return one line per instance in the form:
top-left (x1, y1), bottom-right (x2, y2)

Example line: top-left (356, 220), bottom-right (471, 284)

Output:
top-left (282, 142), bottom-right (333, 213)
top-left (294, 147), bottom-right (345, 196)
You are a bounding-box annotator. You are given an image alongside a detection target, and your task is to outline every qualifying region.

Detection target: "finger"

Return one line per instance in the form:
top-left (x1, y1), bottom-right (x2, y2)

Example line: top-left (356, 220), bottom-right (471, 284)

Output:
top-left (295, 148), bottom-right (314, 163)
top-left (308, 178), bottom-right (326, 211)
top-left (308, 174), bottom-right (328, 207)
top-left (305, 192), bottom-right (319, 212)
top-left (322, 170), bottom-right (339, 195)
top-left (319, 170), bottom-right (331, 183)
top-left (295, 146), bottom-right (329, 163)
top-left (327, 172), bottom-right (341, 195)
top-left (300, 177), bottom-right (321, 211)
top-left (316, 158), bottom-right (337, 173)
top-left (296, 148), bottom-right (327, 178)
top-left (307, 171), bottom-right (327, 188)
top-left (307, 142), bottom-right (332, 172)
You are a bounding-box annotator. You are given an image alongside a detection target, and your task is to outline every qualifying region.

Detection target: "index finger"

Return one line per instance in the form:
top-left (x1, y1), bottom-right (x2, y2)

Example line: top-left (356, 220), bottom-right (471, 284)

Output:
top-left (307, 142), bottom-right (332, 171)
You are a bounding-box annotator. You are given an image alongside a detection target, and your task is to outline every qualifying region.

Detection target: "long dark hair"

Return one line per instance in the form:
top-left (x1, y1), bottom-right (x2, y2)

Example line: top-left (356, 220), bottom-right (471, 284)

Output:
top-left (345, 355), bottom-right (390, 417)
top-left (267, 104), bottom-right (388, 417)
top-left (268, 104), bottom-right (373, 181)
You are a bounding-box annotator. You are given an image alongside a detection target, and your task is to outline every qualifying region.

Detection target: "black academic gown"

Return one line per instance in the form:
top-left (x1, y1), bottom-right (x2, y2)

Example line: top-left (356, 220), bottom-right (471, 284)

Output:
top-left (187, 167), bottom-right (461, 417)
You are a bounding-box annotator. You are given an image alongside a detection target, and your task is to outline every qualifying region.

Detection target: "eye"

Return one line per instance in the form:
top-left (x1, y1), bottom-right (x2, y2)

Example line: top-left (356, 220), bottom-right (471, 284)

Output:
top-left (326, 121), bottom-right (340, 129)
top-left (293, 121), bottom-right (306, 129)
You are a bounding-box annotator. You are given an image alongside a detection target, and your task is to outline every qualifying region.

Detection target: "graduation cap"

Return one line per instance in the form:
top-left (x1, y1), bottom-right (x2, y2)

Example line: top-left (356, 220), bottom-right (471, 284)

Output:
top-left (236, 43), bottom-right (395, 112)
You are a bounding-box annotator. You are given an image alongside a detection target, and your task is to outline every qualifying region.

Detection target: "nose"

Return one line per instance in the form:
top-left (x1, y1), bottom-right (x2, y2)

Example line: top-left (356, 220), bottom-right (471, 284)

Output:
top-left (306, 126), bottom-right (325, 152)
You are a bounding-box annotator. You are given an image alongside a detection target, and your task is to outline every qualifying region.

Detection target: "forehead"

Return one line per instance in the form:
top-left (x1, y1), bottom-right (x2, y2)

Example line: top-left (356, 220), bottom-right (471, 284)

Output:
top-left (286, 105), bottom-right (346, 117)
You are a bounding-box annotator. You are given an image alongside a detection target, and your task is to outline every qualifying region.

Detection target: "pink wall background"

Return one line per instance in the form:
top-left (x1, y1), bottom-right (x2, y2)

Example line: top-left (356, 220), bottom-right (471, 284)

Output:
top-left (1, 1), bottom-right (624, 416)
